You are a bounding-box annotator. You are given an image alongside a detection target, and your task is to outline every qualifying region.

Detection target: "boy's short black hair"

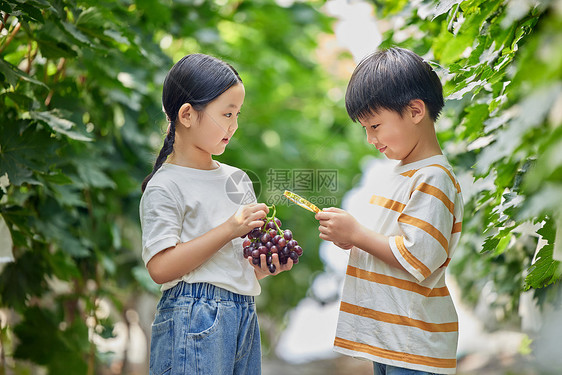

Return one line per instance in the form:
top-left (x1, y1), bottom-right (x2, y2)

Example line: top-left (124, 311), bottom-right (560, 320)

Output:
top-left (345, 47), bottom-right (444, 122)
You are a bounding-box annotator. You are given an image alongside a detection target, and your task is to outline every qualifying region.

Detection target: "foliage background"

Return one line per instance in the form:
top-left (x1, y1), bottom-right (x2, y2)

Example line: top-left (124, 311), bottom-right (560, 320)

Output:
top-left (0, 0), bottom-right (560, 373)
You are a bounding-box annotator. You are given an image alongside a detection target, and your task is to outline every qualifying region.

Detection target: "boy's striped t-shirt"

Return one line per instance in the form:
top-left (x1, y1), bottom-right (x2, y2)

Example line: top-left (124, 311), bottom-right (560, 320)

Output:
top-left (333, 155), bottom-right (464, 374)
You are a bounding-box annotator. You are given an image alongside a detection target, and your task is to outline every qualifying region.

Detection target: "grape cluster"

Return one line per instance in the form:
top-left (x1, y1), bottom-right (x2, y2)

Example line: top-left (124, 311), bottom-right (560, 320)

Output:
top-left (242, 207), bottom-right (303, 273)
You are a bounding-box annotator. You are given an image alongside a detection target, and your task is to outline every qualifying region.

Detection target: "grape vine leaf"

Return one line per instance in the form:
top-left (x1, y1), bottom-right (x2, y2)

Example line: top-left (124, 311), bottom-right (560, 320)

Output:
top-left (525, 242), bottom-right (561, 290)
top-left (27, 110), bottom-right (92, 141)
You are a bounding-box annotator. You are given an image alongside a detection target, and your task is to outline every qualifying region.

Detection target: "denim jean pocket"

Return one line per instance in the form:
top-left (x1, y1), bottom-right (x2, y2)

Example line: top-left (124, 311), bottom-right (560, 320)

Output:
top-left (149, 317), bottom-right (173, 375)
top-left (186, 298), bottom-right (222, 337)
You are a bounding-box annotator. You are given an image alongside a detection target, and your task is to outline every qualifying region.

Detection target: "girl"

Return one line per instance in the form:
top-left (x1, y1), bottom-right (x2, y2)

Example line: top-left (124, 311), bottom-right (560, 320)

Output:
top-left (140, 54), bottom-right (292, 375)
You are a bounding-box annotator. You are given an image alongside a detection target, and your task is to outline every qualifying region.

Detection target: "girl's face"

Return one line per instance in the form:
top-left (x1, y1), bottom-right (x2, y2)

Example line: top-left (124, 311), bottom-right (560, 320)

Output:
top-left (359, 107), bottom-right (420, 164)
top-left (191, 83), bottom-right (245, 156)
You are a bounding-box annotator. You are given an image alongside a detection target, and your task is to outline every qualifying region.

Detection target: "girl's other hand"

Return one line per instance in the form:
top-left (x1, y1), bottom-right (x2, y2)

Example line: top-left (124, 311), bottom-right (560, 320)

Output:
top-left (230, 203), bottom-right (269, 238)
top-left (249, 253), bottom-right (293, 279)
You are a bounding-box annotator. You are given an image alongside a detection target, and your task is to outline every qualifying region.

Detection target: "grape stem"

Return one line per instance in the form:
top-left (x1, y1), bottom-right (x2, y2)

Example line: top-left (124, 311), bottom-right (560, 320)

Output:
top-left (266, 205), bottom-right (282, 232)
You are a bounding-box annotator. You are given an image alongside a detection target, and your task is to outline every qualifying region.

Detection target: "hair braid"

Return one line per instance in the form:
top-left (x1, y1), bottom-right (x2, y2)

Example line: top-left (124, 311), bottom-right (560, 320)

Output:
top-left (141, 123), bottom-right (176, 192)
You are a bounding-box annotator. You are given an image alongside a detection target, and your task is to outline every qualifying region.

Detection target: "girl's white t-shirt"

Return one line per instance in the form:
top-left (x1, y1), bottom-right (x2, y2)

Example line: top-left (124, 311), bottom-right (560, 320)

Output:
top-left (139, 162), bottom-right (261, 295)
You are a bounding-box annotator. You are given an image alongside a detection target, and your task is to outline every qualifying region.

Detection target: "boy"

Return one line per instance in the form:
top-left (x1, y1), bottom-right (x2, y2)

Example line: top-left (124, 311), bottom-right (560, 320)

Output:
top-left (316, 47), bottom-right (463, 374)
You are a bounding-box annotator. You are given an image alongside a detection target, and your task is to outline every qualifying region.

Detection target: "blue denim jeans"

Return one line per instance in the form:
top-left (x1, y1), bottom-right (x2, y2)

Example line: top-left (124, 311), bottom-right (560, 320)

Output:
top-left (149, 282), bottom-right (261, 375)
top-left (374, 362), bottom-right (439, 375)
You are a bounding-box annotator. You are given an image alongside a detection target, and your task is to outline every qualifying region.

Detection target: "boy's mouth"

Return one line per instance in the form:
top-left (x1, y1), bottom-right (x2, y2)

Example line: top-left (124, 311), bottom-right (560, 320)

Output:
top-left (378, 146), bottom-right (387, 153)
top-left (222, 137), bottom-right (230, 144)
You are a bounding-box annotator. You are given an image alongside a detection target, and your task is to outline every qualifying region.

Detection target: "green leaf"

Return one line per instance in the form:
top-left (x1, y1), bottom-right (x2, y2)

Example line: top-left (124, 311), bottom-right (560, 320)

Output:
top-left (36, 36), bottom-right (78, 59)
top-left (0, 250), bottom-right (49, 312)
top-left (75, 7), bottom-right (106, 29)
top-left (460, 103), bottom-right (489, 140)
top-left (0, 122), bottom-right (53, 186)
top-left (537, 217), bottom-right (556, 244)
top-left (27, 110), bottom-right (92, 141)
top-left (13, 306), bottom-right (89, 374)
top-left (75, 161), bottom-right (116, 189)
top-left (0, 58), bottom-right (49, 89)
top-left (431, 0), bottom-right (464, 19)
top-left (58, 19), bottom-right (94, 46)
top-left (15, 2), bottom-right (46, 23)
top-left (525, 243), bottom-right (561, 289)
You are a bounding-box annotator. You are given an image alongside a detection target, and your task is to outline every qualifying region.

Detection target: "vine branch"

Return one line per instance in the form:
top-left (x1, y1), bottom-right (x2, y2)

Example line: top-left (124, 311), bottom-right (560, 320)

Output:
top-left (0, 19), bottom-right (20, 54)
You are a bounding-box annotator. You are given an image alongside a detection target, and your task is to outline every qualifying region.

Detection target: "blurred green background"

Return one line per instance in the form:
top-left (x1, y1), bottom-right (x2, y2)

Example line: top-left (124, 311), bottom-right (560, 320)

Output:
top-left (1, 0), bottom-right (561, 374)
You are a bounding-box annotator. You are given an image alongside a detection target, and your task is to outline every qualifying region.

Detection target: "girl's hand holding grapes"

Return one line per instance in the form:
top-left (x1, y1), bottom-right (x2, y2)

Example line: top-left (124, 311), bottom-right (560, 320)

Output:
top-left (241, 205), bottom-right (304, 278)
top-left (230, 203), bottom-right (269, 238)
top-left (250, 253), bottom-right (293, 279)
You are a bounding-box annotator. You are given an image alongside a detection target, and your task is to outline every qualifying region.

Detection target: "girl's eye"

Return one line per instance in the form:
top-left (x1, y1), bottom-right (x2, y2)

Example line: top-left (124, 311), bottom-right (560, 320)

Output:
top-left (225, 112), bottom-right (241, 118)
top-left (371, 124), bottom-right (379, 130)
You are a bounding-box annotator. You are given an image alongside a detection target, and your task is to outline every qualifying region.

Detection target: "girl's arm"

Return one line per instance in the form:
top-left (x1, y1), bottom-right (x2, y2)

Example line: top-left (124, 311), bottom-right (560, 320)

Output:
top-left (316, 207), bottom-right (405, 271)
top-left (147, 203), bottom-right (269, 284)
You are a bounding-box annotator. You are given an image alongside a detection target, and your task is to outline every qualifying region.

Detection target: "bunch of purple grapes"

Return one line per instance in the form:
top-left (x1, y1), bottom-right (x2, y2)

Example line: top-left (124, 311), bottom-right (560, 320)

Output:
top-left (242, 214), bottom-right (303, 273)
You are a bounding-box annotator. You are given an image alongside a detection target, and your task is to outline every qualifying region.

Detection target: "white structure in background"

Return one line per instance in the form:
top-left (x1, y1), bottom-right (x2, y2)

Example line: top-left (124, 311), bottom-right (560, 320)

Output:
top-left (0, 215), bottom-right (14, 265)
top-left (324, 0), bottom-right (381, 63)
top-left (0, 174), bottom-right (14, 267)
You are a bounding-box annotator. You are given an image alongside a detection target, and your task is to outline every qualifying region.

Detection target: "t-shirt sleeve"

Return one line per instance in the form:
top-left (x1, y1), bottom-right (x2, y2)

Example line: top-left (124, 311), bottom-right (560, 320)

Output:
top-left (140, 185), bottom-right (183, 266)
top-left (388, 169), bottom-right (459, 282)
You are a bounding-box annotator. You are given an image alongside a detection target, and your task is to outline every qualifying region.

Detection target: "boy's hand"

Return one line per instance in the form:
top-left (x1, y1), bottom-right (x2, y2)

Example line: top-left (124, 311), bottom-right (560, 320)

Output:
top-left (315, 207), bottom-right (359, 246)
top-left (248, 253), bottom-right (294, 279)
top-left (333, 241), bottom-right (354, 250)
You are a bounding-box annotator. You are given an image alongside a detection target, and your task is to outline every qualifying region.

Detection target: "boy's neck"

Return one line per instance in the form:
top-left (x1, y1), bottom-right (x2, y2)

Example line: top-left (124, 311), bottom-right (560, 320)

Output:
top-left (399, 119), bottom-right (443, 166)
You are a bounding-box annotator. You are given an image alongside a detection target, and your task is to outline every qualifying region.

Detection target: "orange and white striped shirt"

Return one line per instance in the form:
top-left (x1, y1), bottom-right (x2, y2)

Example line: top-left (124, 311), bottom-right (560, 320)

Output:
top-left (334, 155), bottom-right (463, 374)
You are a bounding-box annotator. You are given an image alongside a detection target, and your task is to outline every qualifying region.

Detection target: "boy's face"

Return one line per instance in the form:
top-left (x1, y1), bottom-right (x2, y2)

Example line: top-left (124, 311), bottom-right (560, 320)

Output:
top-left (359, 108), bottom-right (421, 164)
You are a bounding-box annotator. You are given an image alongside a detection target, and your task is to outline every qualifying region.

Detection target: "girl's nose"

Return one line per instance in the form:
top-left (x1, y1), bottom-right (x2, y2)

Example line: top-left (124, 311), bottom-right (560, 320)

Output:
top-left (229, 119), bottom-right (238, 133)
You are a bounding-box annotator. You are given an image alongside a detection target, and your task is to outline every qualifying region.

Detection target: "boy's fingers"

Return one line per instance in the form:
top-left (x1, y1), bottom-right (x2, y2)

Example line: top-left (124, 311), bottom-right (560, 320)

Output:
top-left (318, 224), bottom-right (330, 234)
top-left (315, 211), bottom-right (332, 220)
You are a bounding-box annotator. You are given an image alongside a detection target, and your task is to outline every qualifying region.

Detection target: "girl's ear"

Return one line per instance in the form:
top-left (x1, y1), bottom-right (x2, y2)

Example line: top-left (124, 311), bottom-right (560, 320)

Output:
top-left (177, 103), bottom-right (194, 128)
top-left (409, 99), bottom-right (426, 124)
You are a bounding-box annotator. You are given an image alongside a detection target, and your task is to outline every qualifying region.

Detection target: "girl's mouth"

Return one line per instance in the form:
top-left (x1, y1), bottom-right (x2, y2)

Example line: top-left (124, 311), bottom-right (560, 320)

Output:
top-left (378, 146), bottom-right (387, 153)
top-left (222, 138), bottom-right (230, 144)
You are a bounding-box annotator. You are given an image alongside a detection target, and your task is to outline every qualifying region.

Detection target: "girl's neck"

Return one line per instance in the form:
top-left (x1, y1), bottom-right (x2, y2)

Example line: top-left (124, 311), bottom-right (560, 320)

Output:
top-left (167, 151), bottom-right (219, 170)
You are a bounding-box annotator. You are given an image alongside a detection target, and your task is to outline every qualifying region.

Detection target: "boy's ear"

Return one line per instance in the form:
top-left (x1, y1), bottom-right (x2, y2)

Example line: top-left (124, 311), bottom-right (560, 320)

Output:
top-left (408, 99), bottom-right (426, 124)
top-left (177, 103), bottom-right (194, 128)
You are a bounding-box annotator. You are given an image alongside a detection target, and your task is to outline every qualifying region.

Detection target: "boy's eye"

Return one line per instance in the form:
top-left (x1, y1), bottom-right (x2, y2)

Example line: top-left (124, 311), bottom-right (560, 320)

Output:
top-left (371, 124), bottom-right (379, 130)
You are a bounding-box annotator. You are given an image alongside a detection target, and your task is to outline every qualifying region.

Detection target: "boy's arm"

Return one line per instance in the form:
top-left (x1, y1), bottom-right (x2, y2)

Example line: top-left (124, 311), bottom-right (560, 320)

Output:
top-left (316, 207), bottom-right (405, 271)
